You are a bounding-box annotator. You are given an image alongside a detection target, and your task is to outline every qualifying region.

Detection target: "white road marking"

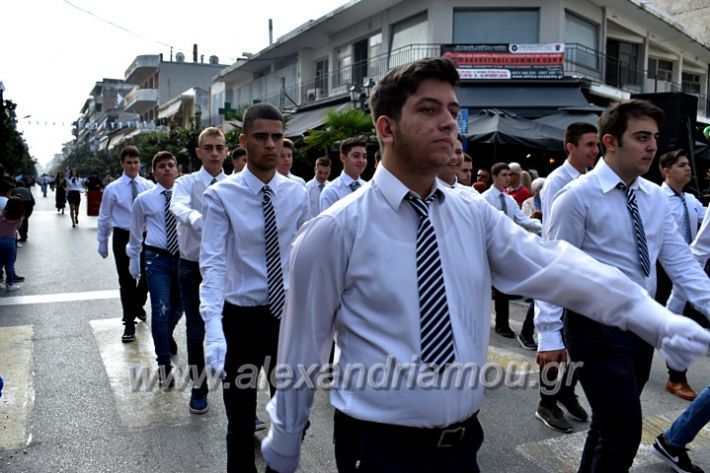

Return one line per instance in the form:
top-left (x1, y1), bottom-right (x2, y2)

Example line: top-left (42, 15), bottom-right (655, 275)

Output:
top-left (0, 289), bottom-right (119, 307)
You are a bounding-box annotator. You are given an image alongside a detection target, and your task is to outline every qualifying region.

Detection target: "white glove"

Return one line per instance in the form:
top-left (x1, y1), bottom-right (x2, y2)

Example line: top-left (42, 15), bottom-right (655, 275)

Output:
top-left (262, 431), bottom-right (300, 473)
top-left (128, 257), bottom-right (141, 281)
top-left (98, 240), bottom-right (109, 258)
top-left (204, 318), bottom-right (227, 378)
top-left (660, 315), bottom-right (710, 371)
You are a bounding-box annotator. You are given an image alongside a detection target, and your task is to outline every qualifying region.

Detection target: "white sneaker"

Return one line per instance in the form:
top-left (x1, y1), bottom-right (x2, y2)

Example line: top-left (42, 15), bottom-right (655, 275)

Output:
top-left (6, 284), bottom-right (20, 292)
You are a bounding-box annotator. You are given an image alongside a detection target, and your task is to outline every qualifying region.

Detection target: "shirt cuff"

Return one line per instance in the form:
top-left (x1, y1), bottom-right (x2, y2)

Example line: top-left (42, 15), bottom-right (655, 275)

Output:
top-left (537, 330), bottom-right (565, 352)
top-left (188, 211), bottom-right (203, 231)
top-left (266, 424), bottom-right (304, 458)
top-left (666, 292), bottom-right (686, 314)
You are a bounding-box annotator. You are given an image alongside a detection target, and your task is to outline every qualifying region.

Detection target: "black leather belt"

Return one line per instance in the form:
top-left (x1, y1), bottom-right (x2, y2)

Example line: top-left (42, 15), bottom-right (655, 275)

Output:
top-left (145, 245), bottom-right (179, 257)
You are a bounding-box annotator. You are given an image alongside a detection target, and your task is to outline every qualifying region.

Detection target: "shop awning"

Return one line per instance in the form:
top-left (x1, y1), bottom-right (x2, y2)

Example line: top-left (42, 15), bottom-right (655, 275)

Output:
top-left (285, 102), bottom-right (350, 138)
top-left (158, 101), bottom-right (182, 119)
top-left (457, 83), bottom-right (591, 117)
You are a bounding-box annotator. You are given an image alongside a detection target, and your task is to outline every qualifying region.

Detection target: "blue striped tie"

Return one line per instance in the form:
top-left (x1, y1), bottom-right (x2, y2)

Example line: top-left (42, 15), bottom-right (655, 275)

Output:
top-left (349, 181), bottom-right (361, 192)
top-left (618, 183), bottom-right (650, 277)
top-left (163, 190), bottom-right (179, 255)
top-left (676, 192), bottom-right (692, 243)
top-left (406, 192), bottom-right (455, 368)
top-left (130, 179), bottom-right (138, 202)
top-left (263, 185), bottom-right (285, 318)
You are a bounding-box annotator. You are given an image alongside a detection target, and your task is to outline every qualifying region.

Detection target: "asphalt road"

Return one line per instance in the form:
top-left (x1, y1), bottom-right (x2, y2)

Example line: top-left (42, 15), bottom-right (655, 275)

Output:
top-left (1, 186), bottom-right (710, 473)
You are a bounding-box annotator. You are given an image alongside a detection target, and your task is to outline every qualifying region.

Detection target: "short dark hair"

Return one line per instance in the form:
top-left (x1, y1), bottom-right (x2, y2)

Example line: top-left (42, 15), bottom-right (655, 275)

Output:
top-left (120, 145), bottom-right (140, 162)
top-left (152, 151), bottom-right (177, 171)
top-left (659, 149), bottom-right (688, 172)
top-left (598, 99), bottom-right (664, 142)
top-left (315, 157), bottom-right (331, 167)
top-left (565, 122), bottom-right (598, 147)
top-left (242, 103), bottom-right (283, 133)
top-left (3, 196), bottom-right (25, 220)
top-left (463, 153), bottom-right (472, 163)
top-left (369, 57), bottom-right (460, 123)
top-left (231, 147), bottom-right (247, 160)
top-left (491, 162), bottom-right (510, 177)
top-left (340, 136), bottom-right (367, 156)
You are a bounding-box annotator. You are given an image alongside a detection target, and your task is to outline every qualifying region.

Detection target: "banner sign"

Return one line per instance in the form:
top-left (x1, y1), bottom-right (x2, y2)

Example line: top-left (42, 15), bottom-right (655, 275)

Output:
top-left (441, 43), bottom-right (565, 80)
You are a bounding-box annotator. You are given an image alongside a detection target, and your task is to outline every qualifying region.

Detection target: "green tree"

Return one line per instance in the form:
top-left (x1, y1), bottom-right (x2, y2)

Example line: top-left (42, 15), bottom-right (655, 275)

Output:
top-left (0, 99), bottom-right (36, 177)
top-left (302, 108), bottom-right (375, 155)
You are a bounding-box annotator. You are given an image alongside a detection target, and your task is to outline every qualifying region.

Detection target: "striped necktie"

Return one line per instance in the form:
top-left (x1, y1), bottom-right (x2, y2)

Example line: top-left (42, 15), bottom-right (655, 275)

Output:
top-left (406, 192), bottom-right (455, 368)
top-left (209, 177), bottom-right (218, 186)
top-left (499, 192), bottom-right (508, 215)
top-left (130, 179), bottom-right (138, 202)
top-left (675, 191), bottom-right (692, 243)
top-left (349, 181), bottom-right (361, 192)
top-left (618, 183), bottom-right (650, 277)
top-left (263, 185), bottom-right (285, 318)
top-left (163, 190), bottom-right (179, 255)
top-left (318, 182), bottom-right (325, 191)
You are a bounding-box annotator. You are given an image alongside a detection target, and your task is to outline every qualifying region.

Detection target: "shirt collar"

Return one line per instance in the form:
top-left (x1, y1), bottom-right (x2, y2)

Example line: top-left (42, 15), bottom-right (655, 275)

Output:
top-left (340, 171), bottom-right (358, 186)
top-left (121, 173), bottom-right (136, 183)
top-left (374, 165), bottom-right (445, 212)
top-left (562, 159), bottom-right (582, 179)
top-left (242, 167), bottom-right (281, 195)
top-left (594, 158), bottom-right (650, 195)
top-left (155, 182), bottom-right (172, 193)
top-left (198, 167), bottom-right (225, 185)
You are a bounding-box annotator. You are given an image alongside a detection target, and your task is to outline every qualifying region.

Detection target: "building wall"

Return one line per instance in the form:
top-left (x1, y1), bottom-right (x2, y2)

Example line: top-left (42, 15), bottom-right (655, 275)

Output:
top-left (158, 62), bottom-right (225, 106)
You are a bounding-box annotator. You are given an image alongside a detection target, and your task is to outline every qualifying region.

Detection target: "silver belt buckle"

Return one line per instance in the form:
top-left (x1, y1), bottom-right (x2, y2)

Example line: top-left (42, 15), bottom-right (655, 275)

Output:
top-left (437, 426), bottom-right (466, 448)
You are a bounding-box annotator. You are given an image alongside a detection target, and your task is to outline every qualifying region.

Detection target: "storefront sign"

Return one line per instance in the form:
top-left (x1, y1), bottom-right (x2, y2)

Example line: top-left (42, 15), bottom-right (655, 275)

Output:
top-left (441, 43), bottom-right (565, 80)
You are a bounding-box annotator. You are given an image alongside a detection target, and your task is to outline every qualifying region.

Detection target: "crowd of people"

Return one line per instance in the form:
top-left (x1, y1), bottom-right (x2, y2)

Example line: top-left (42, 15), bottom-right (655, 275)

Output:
top-left (5, 56), bottom-right (710, 473)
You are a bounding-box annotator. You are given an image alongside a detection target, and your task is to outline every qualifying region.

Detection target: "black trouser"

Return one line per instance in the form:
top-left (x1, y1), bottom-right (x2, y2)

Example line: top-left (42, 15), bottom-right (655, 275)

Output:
top-left (493, 288), bottom-right (510, 330)
top-left (222, 303), bottom-right (280, 473)
top-left (564, 310), bottom-right (653, 473)
top-left (18, 203), bottom-right (33, 241)
top-left (521, 301), bottom-right (535, 338)
top-left (539, 317), bottom-right (579, 408)
top-left (112, 228), bottom-right (148, 325)
top-left (333, 409), bottom-right (483, 473)
top-left (178, 258), bottom-right (208, 397)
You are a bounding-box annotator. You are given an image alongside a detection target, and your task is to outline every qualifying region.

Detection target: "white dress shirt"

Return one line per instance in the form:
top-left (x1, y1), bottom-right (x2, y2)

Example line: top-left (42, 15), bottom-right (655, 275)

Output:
top-left (286, 173), bottom-right (306, 186)
top-left (305, 178), bottom-right (329, 219)
top-left (481, 186), bottom-right (542, 234)
top-left (436, 177), bottom-right (480, 195)
top-left (547, 158), bottom-right (710, 315)
top-left (126, 183), bottom-right (174, 259)
top-left (199, 168), bottom-right (309, 325)
top-left (660, 182), bottom-right (705, 243)
top-left (170, 167), bottom-right (227, 262)
top-left (97, 173), bottom-right (154, 242)
top-left (265, 164), bottom-right (692, 463)
top-left (66, 177), bottom-right (86, 192)
top-left (320, 171), bottom-right (366, 211)
top-left (535, 159), bottom-right (583, 351)
top-left (667, 209), bottom-right (710, 312)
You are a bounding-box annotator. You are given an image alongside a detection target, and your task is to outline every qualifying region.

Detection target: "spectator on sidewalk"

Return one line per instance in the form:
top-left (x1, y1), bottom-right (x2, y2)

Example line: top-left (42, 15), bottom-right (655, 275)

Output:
top-left (10, 181), bottom-right (34, 242)
top-left (0, 197), bottom-right (25, 291)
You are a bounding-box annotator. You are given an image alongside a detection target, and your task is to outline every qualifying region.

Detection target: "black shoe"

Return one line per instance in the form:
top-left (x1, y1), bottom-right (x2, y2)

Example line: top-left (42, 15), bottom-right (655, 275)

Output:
top-left (517, 333), bottom-right (537, 350)
top-left (535, 405), bottom-right (573, 433)
top-left (169, 336), bottom-right (178, 356)
top-left (495, 326), bottom-right (515, 338)
top-left (121, 324), bottom-right (135, 343)
top-left (558, 395), bottom-right (588, 422)
top-left (136, 312), bottom-right (147, 323)
top-left (652, 434), bottom-right (704, 473)
top-left (159, 364), bottom-right (175, 389)
top-left (13, 275), bottom-right (25, 283)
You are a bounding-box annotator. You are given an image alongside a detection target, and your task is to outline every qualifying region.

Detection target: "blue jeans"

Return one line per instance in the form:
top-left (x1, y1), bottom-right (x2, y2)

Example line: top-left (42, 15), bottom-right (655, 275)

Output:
top-left (178, 258), bottom-right (208, 397)
top-left (665, 385), bottom-right (710, 448)
top-left (0, 237), bottom-right (16, 286)
top-left (144, 248), bottom-right (183, 366)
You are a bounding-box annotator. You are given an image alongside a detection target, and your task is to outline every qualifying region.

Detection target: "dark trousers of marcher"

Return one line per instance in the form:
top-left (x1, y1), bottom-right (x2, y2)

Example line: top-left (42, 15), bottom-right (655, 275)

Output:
top-left (18, 203), bottom-right (33, 241)
top-left (222, 303), bottom-right (279, 473)
top-left (493, 288), bottom-right (511, 330)
top-left (112, 228), bottom-right (148, 325)
top-left (564, 310), bottom-right (653, 473)
top-left (539, 322), bottom-right (579, 408)
top-left (333, 409), bottom-right (484, 473)
top-left (178, 258), bottom-right (208, 398)
top-left (521, 301), bottom-right (535, 339)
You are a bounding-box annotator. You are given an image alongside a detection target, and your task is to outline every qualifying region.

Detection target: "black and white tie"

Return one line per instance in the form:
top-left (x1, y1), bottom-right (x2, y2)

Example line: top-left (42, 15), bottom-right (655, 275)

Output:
top-left (406, 192), bottom-right (455, 368)
top-left (263, 185), bottom-right (285, 318)
top-left (318, 182), bottom-right (325, 191)
top-left (499, 193), bottom-right (508, 216)
top-left (676, 192), bottom-right (692, 243)
top-left (163, 190), bottom-right (179, 255)
top-left (130, 179), bottom-right (138, 202)
top-left (209, 177), bottom-right (218, 186)
top-left (349, 181), bottom-right (361, 192)
top-left (618, 183), bottom-right (650, 277)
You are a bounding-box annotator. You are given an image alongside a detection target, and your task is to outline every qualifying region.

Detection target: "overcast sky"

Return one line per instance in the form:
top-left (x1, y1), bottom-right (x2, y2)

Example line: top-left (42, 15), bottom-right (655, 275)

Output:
top-left (1, 0), bottom-right (350, 168)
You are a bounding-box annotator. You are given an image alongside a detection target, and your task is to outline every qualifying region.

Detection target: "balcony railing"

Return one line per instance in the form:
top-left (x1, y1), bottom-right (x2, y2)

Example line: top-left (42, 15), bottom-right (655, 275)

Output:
top-left (225, 42), bottom-right (709, 117)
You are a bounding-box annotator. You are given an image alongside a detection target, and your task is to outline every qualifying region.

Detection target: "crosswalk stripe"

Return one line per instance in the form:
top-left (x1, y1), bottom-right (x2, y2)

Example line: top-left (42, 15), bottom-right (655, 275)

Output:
top-left (0, 289), bottom-right (120, 307)
top-left (0, 325), bottom-right (34, 450)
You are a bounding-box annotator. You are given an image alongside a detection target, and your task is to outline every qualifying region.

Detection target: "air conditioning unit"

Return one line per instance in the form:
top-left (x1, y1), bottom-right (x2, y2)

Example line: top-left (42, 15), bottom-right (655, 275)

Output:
top-left (306, 88), bottom-right (326, 102)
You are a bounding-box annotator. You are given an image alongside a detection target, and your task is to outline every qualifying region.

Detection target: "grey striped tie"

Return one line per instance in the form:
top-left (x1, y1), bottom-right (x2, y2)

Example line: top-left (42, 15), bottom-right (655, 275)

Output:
top-left (130, 179), bottom-right (138, 202)
top-left (499, 193), bottom-right (508, 215)
top-left (263, 185), bottom-right (285, 318)
top-left (676, 192), bottom-right (692, 243)
top-left (618, 183), bottom-right (650, 277)
top-left (163, 190), bottom-right (179, 255)
top-left (406, 192), bottom-right (455, 368)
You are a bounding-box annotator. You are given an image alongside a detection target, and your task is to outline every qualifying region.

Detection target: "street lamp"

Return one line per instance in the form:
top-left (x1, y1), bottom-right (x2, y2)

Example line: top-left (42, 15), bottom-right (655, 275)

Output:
top-left (349, 78), bottom-right (376, 110)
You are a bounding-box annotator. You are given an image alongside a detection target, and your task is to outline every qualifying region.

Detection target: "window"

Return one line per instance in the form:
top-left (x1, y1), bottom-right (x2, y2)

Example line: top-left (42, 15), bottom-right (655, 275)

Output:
top-left (648, 58), bottom-right (674, 82)
top-left (389, 11), bottom-right (428, 68)
top-left (606, 39), bottom-right (640, 87)
top-left (453, 9), bottom-right (539, 43)
top-left (369, 33), bottom-right (384, 78)
top-left (565, 12), bottom-right (599, 71)
top-left (682, 72), bottom-right (701, 95)
top-left (335, 46), bottom-right (352, 87)
top-left (314, 58), bottom-right (329, 95)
